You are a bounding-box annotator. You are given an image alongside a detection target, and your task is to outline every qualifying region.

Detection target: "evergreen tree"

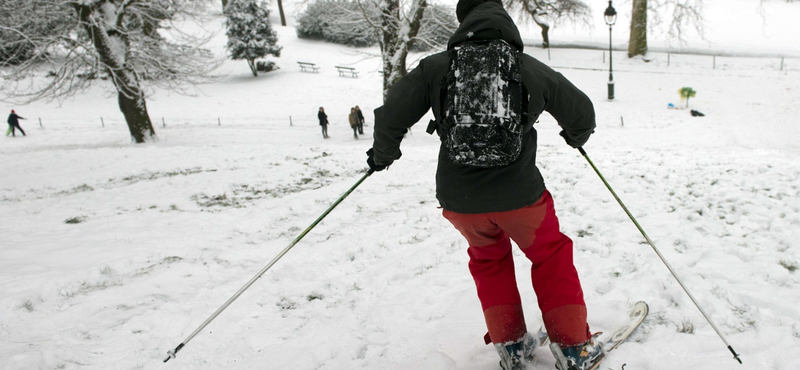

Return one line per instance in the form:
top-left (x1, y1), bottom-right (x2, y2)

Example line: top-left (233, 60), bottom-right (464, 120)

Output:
top-left (225, 0), bottom-right (282, 76)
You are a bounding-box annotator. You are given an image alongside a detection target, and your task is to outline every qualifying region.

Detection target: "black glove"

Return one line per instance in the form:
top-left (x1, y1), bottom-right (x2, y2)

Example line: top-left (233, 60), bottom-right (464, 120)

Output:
top-left (366, 148), bottom-right (390, 172)
top-left (559, 130), bottom-right (582, 148)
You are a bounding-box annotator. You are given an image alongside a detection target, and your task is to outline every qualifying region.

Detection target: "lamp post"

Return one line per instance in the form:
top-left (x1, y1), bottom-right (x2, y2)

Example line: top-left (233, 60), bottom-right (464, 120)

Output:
top-left (604, 1), bottom-right (617, 100)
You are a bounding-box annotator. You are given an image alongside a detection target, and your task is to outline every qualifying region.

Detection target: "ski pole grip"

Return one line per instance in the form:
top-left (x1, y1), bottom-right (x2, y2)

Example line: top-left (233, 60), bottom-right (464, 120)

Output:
top-left (578, 147), bottom-right (587, 156)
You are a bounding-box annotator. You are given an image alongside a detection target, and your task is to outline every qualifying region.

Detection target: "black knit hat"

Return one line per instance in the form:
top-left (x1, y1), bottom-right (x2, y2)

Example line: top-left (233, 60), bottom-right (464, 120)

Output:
top-left (456, 0), bottom-right (503, 23)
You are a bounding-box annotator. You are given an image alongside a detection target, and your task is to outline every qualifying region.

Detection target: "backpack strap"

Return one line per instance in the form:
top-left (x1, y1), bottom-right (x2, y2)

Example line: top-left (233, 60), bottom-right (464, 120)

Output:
top-left (427, 48), bottom-right (458, 137)
top-left (519, 69), bottom-right (534, 134)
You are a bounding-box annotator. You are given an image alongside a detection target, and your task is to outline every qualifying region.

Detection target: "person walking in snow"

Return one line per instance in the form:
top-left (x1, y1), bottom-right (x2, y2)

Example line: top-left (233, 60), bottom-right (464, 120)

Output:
top-left (366, 1), bottom-right (600, 369)
top-left (7, 109), bottom-right (27, 137)
top-left (318, 107), bottom-right (330, 139)
top-left (348, 107), bottom-right (359, 139)
top-left (355, 105), bottom-right (365, 135)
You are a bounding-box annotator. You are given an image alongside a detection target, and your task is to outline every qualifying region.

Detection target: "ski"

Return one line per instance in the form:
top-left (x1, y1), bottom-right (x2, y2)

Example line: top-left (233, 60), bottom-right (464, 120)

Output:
top-left (490, 302), bottom-right (648, 370)
top-left (539, 301), bottom-right (648, 370)
top-left (588, 301), bottom-right (649, 370)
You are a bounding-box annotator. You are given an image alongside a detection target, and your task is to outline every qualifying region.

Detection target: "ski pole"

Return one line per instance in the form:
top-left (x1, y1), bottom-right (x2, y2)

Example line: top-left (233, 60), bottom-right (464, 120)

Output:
top-left (577, 147), bottom-right (742, 364)
top-left (163, 169), bottom-right (374, 363)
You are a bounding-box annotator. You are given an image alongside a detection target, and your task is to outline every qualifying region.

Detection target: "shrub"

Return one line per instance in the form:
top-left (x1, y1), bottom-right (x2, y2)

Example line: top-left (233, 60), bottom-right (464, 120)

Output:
top-left (296, 0), bottom-right (457, 51)
top-left (297, 0), bottom-right (378, 47)
top-left (256, 60), bottom-right (279, 72)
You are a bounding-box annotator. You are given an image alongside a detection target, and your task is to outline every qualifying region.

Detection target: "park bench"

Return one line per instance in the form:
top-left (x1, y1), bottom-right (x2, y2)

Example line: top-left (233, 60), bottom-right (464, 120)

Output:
top-left (297, 61), bottom-right (320, 73)
top-left (335, 65), bottom-right (359, 78)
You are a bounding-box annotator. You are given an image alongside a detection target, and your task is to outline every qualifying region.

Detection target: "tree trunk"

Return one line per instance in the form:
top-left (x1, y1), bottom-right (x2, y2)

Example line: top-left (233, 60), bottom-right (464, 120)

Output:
top-left (380, 0), bottom-right (426, 100)
top-left (118, 90), bottom-right (156, 143)
top-left (247, 59), bottom-right (258, 77)
top-left (628, 0), bottom-right (648, 57)
top-left (380, 0), bottom-right (401, 100)
top-left (529, 4), bottom-right (550, 49)
top-left (75, 3), bottom-right (156, 143)
top-left (277, 0), bottom-right (287, 26)
top-left (539, 23), bottom-right (550, 48)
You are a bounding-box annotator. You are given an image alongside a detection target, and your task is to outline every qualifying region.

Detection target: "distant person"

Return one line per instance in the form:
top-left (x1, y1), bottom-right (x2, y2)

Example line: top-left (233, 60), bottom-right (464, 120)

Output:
top-left (318, 107), bottom-right (330, 139)
top-left (348, 107), bottom-right (359, 139)
top-left (7, 109), bottom-right (26, 137)
top-left (355, 105), bottom-right (365, 134)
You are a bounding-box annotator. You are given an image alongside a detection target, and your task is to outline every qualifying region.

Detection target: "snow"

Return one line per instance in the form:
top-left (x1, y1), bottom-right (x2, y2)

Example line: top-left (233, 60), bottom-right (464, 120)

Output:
top-left (2, 0), bottom-right (800, 369)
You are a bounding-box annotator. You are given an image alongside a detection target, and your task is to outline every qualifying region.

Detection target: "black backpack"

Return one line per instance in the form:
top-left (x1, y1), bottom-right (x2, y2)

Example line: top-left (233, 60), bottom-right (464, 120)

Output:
top-left (428, 34), bottom-right (529, 167)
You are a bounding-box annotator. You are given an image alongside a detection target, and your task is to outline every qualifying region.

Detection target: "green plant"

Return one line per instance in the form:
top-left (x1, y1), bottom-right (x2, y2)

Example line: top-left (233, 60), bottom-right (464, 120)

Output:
top-left (678, 87), bottom-right (697, 107)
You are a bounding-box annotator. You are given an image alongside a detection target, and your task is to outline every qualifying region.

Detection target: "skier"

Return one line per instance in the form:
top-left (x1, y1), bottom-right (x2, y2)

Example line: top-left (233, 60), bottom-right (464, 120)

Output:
top-left (7, 109), bottom-right (26, 137)
top-left (318, 107), bottom-right (330, 139)
top-left (366, 0), bottom-right (601, 369)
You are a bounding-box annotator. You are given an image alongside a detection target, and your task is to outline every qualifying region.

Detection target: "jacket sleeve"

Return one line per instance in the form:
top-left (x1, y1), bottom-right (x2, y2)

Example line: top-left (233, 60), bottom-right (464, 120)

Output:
top-left (372, 64), bottom-right (432, 166)
top-left (544, 72), bottom-right (596, 148)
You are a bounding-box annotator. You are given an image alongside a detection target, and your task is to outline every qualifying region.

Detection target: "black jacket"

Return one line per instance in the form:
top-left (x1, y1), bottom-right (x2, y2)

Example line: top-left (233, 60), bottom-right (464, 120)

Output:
top-left (318, 111), bottom-right (328, 125)
top-left (7, 113), bottom-right (24, 125)
top-left (372, 2), bottom-right (595, 213)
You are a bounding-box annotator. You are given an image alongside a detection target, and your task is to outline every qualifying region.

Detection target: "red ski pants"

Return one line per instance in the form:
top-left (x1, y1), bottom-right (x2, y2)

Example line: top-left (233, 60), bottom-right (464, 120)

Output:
top-left (442, 190), bottom-right (591, 347)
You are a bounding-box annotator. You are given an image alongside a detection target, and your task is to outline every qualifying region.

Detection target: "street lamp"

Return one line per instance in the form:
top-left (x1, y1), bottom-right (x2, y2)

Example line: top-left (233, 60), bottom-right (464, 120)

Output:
top-left (604, 1), bottom-right (617, 100)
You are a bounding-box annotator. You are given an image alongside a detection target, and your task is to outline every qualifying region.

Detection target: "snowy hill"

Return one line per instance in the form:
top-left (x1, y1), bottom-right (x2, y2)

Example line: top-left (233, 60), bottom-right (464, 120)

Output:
top-left (1, 1), bottom-right (800, 370)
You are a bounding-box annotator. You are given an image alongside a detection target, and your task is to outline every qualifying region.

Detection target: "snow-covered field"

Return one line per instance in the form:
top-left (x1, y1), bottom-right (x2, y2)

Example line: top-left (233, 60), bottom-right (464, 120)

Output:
top-left (2, 1), bottom-right (800, 369)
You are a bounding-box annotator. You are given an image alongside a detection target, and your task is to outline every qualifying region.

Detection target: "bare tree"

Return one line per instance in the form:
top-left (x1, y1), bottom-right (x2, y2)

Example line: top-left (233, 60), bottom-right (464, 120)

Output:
top-left (411, 3), bottom-right (458, 52)
top-left (294, 0), bottom-right (456, 98)
top-left (0, 0), bottom-right (219, 143)
top-left (505, 0), bottom-right (591, 48)
top-left (354, 0), bottom-right (428, 99)
top-left (628, 0), bottom-right (705, 58)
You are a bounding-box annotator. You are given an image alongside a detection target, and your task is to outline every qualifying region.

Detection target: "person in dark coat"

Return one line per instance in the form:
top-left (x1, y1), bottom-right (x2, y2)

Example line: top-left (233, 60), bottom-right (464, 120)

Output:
top-left (366, 1), bottom-right (601, 369)
top-left (348, 107), bottom-right (359, 139)
top-left (317, 107), bottom-right (329, 139)
top-left (355, 105), bottom-right (365, 134)
top-left (7, 110), bottom-right (26, 137)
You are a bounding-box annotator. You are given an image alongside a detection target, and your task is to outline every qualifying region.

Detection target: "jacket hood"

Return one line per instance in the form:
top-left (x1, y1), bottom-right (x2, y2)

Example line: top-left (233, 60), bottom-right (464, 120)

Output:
top-left (447, 2), bottom-right (524, 52)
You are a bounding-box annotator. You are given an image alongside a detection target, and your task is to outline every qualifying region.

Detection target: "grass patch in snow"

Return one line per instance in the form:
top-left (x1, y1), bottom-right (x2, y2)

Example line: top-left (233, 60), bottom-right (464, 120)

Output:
top-left (20, 300), bottom-right (34, 312)
top-left (779, 259), bottom-right (797, 272)
top-left (64, 216), bottom-right (87, 224)
top-left (677, 319), bottom-right (695, 334)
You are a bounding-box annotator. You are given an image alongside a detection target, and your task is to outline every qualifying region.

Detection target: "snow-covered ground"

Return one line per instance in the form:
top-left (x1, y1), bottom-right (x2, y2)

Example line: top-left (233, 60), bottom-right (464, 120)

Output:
top-left (2, 1), bottom-right (799, 369)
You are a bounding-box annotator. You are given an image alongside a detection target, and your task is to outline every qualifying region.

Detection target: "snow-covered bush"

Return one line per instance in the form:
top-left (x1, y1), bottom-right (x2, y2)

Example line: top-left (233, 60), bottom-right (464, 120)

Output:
top-left (256, 60), bottom-right (279, 72)
top-left (296, 0), bottom-right (457, 51)
top-left (295, 0), bottom-right (330, 40)
top-left (296, 0), bottom-right (378, 47)
top-left (225, 0), bottom-right (282, 76)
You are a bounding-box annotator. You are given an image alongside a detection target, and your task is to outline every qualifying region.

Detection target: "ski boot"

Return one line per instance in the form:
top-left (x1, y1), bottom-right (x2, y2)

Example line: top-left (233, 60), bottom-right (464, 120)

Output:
top-left (549, 333), bottom-right (605, 370)
top-left (494, 332), bottom-right (539, 370)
